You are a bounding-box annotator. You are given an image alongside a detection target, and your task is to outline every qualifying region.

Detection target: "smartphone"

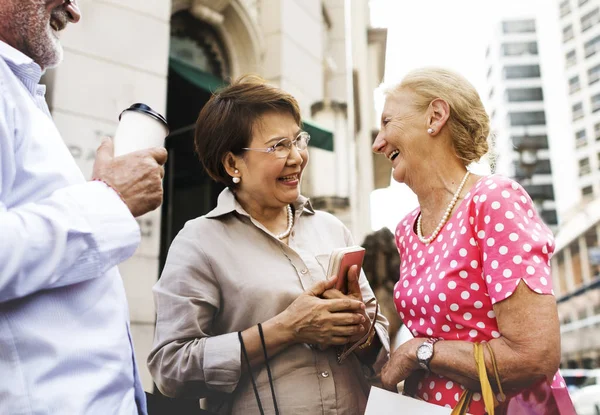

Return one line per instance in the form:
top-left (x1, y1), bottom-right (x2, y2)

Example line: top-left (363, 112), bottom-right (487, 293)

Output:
top-left (326, 246), bottom-right (366, 294)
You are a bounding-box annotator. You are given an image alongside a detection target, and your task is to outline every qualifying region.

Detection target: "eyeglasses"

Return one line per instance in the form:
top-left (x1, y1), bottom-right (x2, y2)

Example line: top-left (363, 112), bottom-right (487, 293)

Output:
top-left (242, 131), bottom-right (311, 159)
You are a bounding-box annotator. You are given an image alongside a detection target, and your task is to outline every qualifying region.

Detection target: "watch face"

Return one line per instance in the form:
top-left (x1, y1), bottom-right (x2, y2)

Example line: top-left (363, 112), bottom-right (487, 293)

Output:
top-left (417, 343), bottom-right (433, 361)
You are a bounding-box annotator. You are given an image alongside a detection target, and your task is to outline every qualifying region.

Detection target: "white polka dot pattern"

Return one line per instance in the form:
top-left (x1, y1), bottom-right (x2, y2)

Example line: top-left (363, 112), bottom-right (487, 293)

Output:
top-left (392, 175), bottom-right (558, 414)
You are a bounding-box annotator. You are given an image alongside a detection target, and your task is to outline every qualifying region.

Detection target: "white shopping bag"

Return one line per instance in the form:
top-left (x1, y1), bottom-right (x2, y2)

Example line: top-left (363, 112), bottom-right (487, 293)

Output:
top-left (365, 386), bottom-right (453, 415)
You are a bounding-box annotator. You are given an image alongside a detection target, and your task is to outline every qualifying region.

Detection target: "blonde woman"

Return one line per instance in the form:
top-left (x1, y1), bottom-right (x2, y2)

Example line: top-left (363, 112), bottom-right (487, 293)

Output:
top-left (373, 68), bottom-right (568, 414)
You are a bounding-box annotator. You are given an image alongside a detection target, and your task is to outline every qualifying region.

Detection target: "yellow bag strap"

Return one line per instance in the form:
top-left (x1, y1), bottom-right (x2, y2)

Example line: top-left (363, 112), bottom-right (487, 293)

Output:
top-left (450, 342), bottom-right (505, 415)
top-left (453, 390), bottom-right (473, 415)
top-left (484, 342), bottom-right (506, 403)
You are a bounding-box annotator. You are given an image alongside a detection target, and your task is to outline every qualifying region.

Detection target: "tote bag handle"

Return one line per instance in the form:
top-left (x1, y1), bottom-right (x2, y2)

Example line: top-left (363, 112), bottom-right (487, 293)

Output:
top-left (451, 342), bottom-right (506, 415)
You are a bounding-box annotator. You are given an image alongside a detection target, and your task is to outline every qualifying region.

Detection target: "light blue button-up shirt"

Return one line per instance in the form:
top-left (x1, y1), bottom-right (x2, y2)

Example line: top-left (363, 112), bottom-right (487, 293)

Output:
top-left (0, 41), bottom-right (147, 415)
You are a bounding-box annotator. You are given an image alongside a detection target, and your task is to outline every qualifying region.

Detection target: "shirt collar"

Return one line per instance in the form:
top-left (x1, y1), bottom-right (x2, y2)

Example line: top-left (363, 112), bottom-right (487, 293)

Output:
top-left (205, 187), bottom-right (315, 219)
top-left (0, 40), bottom-right (43, 94)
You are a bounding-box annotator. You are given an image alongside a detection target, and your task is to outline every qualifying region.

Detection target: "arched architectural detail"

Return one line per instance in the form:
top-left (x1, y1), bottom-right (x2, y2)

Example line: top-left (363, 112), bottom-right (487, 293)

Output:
top-left (218, 0), bottom-right (264, 77)
top-left (170, 0), bottom-right (263, 80)
top-left (170, 10), bottom-right (231, 79)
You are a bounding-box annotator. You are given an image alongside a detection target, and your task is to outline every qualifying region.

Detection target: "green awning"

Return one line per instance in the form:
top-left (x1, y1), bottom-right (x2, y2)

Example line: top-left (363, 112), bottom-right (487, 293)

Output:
top-left (169, 58), bottom-right (334, 151)
top-left (169, 57), bottom-right (225, 92)
top-left (303, 121), bottom-right (334, 151)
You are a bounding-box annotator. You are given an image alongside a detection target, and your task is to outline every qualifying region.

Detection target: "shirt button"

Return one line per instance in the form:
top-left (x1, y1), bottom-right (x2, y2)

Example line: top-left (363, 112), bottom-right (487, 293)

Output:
top-left (321, 371), bottom-right (330, 378)
top-left (301, 268), bottom-right (308, 274)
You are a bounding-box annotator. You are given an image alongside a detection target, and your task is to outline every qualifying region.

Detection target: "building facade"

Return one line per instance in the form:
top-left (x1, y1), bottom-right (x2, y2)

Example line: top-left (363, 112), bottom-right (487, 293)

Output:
top-left (485, 18), bottom-right (559, 229)
top-left (551, 0), bottom-right (600, 370)
top-left (43, 0), bottom-right (387, 390)
top-left (560, 0), bottom-right (600, 200)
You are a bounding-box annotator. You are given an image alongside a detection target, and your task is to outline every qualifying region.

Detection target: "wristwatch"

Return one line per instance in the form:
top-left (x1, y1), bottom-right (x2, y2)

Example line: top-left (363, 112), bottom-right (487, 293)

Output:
top-left (416, 338), bottom-right (441, 371)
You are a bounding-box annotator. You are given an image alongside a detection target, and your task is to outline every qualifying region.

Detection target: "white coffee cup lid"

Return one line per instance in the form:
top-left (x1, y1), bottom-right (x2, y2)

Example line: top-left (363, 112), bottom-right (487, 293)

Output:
top-left (119, 103), bottom-right (169, 134)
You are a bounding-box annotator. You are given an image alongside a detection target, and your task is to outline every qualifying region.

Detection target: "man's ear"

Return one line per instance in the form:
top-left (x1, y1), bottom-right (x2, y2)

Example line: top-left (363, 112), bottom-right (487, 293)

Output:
top-left (427, 98), bottom-right (450, 135)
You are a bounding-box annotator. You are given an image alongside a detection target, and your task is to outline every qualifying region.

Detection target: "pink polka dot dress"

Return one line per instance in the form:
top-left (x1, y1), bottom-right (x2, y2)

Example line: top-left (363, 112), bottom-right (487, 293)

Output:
top-left (393, 175), bottom-right (565, 414)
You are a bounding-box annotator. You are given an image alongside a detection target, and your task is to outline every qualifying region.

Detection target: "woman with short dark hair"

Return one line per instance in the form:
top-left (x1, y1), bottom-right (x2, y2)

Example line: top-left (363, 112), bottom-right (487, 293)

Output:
top-left (148, 75), bottom-right (389, 414)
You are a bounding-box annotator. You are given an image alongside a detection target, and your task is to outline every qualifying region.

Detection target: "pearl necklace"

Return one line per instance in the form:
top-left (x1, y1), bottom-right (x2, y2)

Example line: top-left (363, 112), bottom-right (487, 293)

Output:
top-left (417, 171), bottom-right (470, 245)
top-left (277, 205), bottom-right (294, 240)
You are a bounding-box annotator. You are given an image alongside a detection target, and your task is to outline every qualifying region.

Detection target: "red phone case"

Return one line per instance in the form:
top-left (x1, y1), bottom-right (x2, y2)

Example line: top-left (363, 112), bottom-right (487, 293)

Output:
top-left (334, 250), bottom-right (365, 293)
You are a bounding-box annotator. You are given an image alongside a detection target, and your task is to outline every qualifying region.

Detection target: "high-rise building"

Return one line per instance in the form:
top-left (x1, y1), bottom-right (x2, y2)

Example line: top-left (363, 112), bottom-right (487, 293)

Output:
top-left (550, 0), bottom-right (600, 370)
top-left (485, 18), bottom-right (558, 228)
top-left (560, 0), bottom-right (600, 198)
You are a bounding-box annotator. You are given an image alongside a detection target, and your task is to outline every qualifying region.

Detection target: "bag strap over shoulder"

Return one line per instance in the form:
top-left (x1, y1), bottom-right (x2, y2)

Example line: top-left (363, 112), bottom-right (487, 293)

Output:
top-left (451, 342), bottom-right (506, 415)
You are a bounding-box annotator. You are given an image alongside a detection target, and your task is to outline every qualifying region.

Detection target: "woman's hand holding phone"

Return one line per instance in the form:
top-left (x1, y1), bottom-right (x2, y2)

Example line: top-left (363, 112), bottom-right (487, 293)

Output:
top-left (322, 265), bottom-right (370, 343)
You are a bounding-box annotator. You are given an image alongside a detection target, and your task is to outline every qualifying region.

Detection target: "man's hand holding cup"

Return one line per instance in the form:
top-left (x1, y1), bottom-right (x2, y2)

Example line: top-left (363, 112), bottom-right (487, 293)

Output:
top-left (92, 103), bottom-right (169, 217)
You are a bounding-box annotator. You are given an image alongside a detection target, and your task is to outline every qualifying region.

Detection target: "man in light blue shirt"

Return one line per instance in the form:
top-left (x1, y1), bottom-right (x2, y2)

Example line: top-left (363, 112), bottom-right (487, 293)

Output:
top-left (0, 1), bottom-right (168, 413)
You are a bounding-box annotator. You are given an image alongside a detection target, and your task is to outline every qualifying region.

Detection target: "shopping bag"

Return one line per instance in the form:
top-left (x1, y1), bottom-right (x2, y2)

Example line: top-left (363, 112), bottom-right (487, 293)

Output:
top-left (365, 386), bottom-right (454, 415)
top-left (495, 378), bottom-right (577, 415)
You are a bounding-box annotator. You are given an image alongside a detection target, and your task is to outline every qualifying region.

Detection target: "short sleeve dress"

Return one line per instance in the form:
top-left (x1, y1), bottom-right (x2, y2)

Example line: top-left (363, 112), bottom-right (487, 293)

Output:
top-left (393, 175), bottom-right (566, 414)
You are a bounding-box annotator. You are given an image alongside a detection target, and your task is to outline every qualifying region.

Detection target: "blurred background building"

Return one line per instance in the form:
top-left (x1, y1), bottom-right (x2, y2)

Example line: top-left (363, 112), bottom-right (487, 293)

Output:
top-left (42, 0), bottom-right (387, 391)
top-left (484, 0), bottom-right (600, 370)
top-left (485, 17), bottom-right (559, 229)
top-left (551, 0), bottom-right (600, 371)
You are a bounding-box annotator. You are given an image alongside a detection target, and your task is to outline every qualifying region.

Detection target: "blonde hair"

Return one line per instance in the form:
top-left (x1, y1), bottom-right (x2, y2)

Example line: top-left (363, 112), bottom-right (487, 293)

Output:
top-left (389, 67), bottom-right (490, 166)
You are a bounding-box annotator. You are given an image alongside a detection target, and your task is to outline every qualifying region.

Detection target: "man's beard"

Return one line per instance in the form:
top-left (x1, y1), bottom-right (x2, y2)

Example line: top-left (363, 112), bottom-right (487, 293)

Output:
top-left (11, 2), bottom-right (64, 69)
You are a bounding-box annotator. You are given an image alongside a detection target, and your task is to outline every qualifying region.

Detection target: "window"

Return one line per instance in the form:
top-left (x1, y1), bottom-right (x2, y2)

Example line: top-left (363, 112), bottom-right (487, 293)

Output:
top-left (566, 50), bottom-right (577, 67)
top-left (487, 67), bottom-right (492, 79)
top-left (509, 111), bottom-right (546, 126)
top-left (579, 0), bottom-right (590, 6)
top-left (585, 226), bottom-right (598, 247)
top-left (576, 129), bottom-right (588, 148)
top-left (573, 102), bottom-right (584, 120)
top-left (595, 122), bottom-right (600, 140)
top-left (541, 209), bottom-right (558, 226)
top-left (581, 8), bottom-right (599, 32)
top-left (489, 87), bottom-right (494, 100)
top-left (582, 185), bottom-right (594, 196)
top-left (592, 93), bottom-right (600, 112)
top-left (511, 134), bottom-right (549, 150)
top-left (502, 42), bottom-right (538, 57)
top-left (589, 64), bottom-right (600, 85)
top-left (569, 76), bottom-right (581, 93)
top-left (584, 35), bottom-right (600, 58)
top-left (502, 20), bottom-right (536, 34)
top-left (503, 65), bottom-right (541, 79)
top-left (560, 0), bottom-right (571, 17)
top-left (513, 159), bottom-right (552, 178)
top-left (579, 157), bottom-right (591, 176)
top-left (485, 46), bottom-right (491, 58)
top-left (563, 25), bottom-right (574, 42)
top-left (506, 87), bottom-right (544, 102)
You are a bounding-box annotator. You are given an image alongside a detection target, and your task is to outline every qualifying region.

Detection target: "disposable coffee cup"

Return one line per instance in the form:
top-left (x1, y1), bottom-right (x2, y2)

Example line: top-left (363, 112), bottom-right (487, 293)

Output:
top-left (113, 103), bottom-right (169, 156)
